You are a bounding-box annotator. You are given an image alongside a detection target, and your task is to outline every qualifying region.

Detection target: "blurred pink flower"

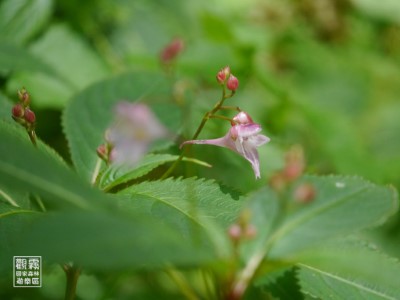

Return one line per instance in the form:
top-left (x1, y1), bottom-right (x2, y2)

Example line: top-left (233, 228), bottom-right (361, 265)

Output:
top-left (106, 102), bottom-right (169, 165)
top-left (181, 113), bottom-right (270, 179)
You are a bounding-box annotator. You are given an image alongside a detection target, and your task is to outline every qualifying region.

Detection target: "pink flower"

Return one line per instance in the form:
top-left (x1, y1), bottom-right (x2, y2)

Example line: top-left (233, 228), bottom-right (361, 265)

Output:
top-left (226, 74), bottom-right (239, 91)
top-left (106, 102), bottom-right (169, 165)
top-left (181, 113), bottom-right (270, 179)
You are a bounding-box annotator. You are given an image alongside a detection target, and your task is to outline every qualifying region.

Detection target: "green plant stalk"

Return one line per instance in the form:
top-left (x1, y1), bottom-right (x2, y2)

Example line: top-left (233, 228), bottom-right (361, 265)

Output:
top-left (64, 265), bottom-right (81, 300)
top-left (161, 87), bottom-right (234, 179)
top-left (166, 268), bottom-right (200, 300)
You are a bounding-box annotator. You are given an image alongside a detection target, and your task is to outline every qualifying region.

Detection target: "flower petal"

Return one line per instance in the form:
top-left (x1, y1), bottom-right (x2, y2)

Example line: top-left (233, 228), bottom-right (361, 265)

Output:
top-left (249, 134), bottom-right (270, 147)
top-left (242, 142), bottom-right (261, 179)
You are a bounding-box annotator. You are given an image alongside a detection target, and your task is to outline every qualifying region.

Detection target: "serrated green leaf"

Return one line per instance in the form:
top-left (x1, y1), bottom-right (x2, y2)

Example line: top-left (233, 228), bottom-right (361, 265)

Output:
top-left (296, 239), bottom-right (400, 300)
top-left (0, 120), bottom-right (107, 210)
top-left (0, 0), bottom-right (53, 44)
top-left (99, 154), bottom-right (211, 191)
top-left (119, 177), bottom-right (243, 256)
top-left (63, 71), bottom-right (173, 181)
top-left (269, 175), bottom-right (398, 258)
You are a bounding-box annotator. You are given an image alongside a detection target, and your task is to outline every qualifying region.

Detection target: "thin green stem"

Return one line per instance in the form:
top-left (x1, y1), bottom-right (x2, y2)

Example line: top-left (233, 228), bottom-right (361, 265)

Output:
top-left (0, 188), bottom-right (19, 207)
top-left (28, 130), bottom-right (37, 147)
top-left (219, 106), bottom-right (241, 112)
top-left (166, 268), bottom-right (199, 300)
top-left (209, 115), bottom-right (235, 123)
top-left (91, 158), bottom-right (102, 186)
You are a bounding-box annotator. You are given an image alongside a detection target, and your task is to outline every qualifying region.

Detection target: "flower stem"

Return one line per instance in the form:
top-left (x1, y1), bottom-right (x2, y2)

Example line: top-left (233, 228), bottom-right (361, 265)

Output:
top-left (28, 130), bottom-right (37, 147)
top-left (161, 86), bottom-right (234, 179)
top-left (166, 268), bottom-right (199, 300)
top-left (64, 265), bottom-right (81, 300)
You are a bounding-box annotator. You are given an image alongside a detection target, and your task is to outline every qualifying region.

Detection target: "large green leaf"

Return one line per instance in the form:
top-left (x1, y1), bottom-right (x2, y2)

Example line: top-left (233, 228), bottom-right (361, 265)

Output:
top-left (119, 177), bottom-right (243, 256)
top-left (0, 0), bottom-right (53, 44)
top-left (10, 210), bottom-right (213, 270)
top-left (99, 154), bottom-right (211, 191)
top-left (0, 119), bottom-right (106, 210)
top-left (0, 43), bottom-right (54, 74)
top-left (7, 24), bottom-right (110, 108)
top-left (269, 175), bottom-right (398, 258)
top-left (296, 239), bottom-right (400, 300)
top-left (63, 71), bottom-right (174, 181)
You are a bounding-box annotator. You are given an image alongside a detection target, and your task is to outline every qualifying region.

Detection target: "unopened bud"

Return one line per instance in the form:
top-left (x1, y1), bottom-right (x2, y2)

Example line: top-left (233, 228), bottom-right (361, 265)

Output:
top-left (24, 108), bottom-right (36, 124)
top-left (12, 104), bottom-right (24, 119)
top-left (283, 146), bottom-right (305, 181)
top-left (18, 88), bottom-right (30, 106)
top-left (160, 38), bottom-right (184, 63)
top-left (294, 183), bottom-right (316, 203)
top-left (97, 144), bottom-right (108, 161)
top-left (216, 66), bottom-right (230, 84)
top-left (228, 224), bottom-right (242, 242)
top-left (233, 111), bottom-right (253, 125)
top-left (226, 74), bottom-right (239, 91)
top-left (244, 224), bottom-right (257, 239)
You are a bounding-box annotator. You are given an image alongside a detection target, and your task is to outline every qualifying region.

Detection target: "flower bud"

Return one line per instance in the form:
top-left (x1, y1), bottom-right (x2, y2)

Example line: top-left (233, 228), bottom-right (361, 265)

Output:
top-left (160, 38), bottom-right (184, 63)
top-left (294, 183), bottom-right (316, 203)
top-left (228, 224), bottom-right (242, 242)
top-left (226, 74), bottom-right (239, 91)
top-left (233, 111), bottom-right (253, 125)
top-left (12, 104), bottom-right (24, 119)
top-left (283, 146), bottom-right (304, 181)
top-left (96, 144), bottom-right (108, 161)
top-left (216, 66), bottom-right (230, 84)
top-left (24, 108), bottom-right (36, 124)
top-left (18, 88), bottom-right (30, 106)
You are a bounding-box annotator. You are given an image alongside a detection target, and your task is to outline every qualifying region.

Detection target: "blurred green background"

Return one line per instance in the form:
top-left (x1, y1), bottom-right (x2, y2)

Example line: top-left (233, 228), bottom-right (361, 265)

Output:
top-left (1, 0), bottom-right (400, 298)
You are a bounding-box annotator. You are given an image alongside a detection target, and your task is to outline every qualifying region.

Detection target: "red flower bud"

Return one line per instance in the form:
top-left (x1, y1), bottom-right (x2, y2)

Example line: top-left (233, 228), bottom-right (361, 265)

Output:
top-left (12, 104), bottom-right (24, 118)
top-left (216, 66), bottom-right (230, 84)
top-left (24, 108), bottom-right (36, 124)
top-left (97, 144), bottom-right (108, 161)
top-left (294, 183), bottom-right (316, 203)
top-left (160, 38), bottom-right (184, 63)
top-left (226, 74), bottom-right (239, 91)
top-left (228, 224), bottom-right (242, 242)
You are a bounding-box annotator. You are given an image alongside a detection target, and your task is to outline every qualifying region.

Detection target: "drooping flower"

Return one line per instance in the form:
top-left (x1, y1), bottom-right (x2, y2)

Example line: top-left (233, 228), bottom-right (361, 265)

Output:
top-left (105, 102), bottom-right (169, 165)
top-left (181, 112), bottom-right (270, 179)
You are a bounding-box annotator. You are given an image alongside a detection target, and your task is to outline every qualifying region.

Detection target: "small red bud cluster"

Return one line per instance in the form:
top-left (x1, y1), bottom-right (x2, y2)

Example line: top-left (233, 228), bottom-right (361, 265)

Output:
top-left (96, 130), bottom-right (114, 164)
top-left (269, 146), bottom-right (316, 203)
top-left (12, 88), bottom-right (36, 132)
top-left (228, 210), bottom-right (257, 245)
top-left (216, 66), bottom-right (239, 92)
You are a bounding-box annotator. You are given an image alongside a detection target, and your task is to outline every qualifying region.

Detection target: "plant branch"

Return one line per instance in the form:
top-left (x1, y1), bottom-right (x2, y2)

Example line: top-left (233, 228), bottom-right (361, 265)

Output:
top-left (64, 265), bottom-right (81, 300)
top-left (166, 268), bottom-right (199, 300)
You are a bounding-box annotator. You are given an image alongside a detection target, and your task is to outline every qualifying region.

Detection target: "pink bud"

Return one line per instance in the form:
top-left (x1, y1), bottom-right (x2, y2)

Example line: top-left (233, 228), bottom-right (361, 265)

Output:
top-left (283, 146), bottom-right (305, 181)
top-left (24, 108), bottom-right (36, 124)
top-left (233, 111), bottom-right (253, 125)
top-left (228, 224), bottom-right (242, 241)
top-left (226, 74), bottom-right (239, 91)
top-left (12, 104), bottom-right (24, 118)
top-left (294, 183), bottom-right (316, 203)
top-left (216, 66), bottom-right (230, 84)
top-left (96, 144), bottom-right (108, 161)
top-left (160, 38), bottom-right (184, 63)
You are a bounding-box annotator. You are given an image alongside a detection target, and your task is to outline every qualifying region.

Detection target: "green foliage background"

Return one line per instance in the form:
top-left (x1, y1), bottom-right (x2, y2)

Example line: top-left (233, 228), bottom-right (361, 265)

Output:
top-left (1, 0), bottom-right (400, 299)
